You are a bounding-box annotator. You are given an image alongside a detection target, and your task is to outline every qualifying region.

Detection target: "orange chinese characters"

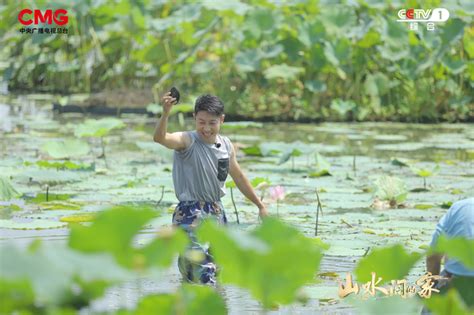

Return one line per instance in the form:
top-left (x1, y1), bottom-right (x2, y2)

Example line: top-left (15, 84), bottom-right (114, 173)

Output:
top-left (361, 272), bottom-right (388, 299)
top-left (388, 279), bottom-right (417, 298)
top-left (338, 273), bottom-right (359, 298)
top-left (416, 272), bottom-right (447, 299)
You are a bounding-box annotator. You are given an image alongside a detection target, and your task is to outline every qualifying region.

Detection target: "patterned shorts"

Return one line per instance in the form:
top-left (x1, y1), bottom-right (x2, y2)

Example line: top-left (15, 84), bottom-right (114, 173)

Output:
top-left (172, 200), bottom-right (227, 285)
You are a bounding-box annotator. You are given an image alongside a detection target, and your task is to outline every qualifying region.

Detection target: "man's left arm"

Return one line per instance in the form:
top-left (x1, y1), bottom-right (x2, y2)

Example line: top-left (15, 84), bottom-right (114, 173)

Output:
top-left (426, 208), bottom-right (450, 276)
top-left (426, 254), bottom-right (443, 275)
top-left (228, 142), bottom-right (268, 218)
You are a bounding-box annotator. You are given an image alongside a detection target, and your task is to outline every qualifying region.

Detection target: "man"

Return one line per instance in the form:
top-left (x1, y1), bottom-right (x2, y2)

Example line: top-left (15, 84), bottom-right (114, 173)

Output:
top-left (153, 92), bottom-right (268, 284)
top-left (426, 197), bottom-right (473, 308)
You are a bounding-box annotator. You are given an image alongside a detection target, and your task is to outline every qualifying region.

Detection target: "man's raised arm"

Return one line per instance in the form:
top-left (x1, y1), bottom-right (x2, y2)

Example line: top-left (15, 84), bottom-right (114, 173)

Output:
top-left (153, 92), bottom-right (190, 151)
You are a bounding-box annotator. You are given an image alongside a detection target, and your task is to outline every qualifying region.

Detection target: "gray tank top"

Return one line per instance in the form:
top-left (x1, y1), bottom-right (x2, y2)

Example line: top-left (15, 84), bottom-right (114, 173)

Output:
top-left (172, 131), bottom-right (233, 202)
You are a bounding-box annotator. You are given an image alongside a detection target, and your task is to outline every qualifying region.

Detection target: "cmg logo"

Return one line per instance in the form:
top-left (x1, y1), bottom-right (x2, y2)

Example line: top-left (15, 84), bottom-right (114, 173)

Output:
top-left (18, 9), bottom-right (68, 26)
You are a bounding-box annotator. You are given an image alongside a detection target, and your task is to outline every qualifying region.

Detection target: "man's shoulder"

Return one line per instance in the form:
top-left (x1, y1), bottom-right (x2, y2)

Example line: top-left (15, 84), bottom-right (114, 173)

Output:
top-left (219, 134), bottom-right (233, 150)
top-left (450, 198), bottom-right (474, 214)
top-left (443, 198), bottom-right (474, 232)
top-left (174, 131), bottom-right (194, 152)
top-left (220, 134), bottom-right (232, 143)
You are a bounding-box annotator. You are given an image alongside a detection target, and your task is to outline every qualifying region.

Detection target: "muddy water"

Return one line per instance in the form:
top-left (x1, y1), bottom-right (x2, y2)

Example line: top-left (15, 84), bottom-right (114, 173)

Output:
top-left (1, 96), bottom-right (473, 313)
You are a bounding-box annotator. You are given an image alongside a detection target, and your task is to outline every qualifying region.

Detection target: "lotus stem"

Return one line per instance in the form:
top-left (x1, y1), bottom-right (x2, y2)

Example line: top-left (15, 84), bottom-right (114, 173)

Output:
top-left (100, 137), bottom-right (108, 168)
top-left (230, 187), bottom-right (240, 224)
top-left (156, 185), bottom-right (165, 206)
top-left (353, 155), bottom-right (356, 177)
top-left (315, 188), bottom-right (323, 236)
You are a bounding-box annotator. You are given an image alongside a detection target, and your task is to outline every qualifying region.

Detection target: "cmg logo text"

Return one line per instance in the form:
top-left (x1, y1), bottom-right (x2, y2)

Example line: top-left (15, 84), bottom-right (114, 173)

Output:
top-left (18, 9), bottom-right (68, 26)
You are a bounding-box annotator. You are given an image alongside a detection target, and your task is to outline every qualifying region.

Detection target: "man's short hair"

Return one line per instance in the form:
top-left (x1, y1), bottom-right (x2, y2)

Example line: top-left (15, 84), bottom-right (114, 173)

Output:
top-left (194, 94), bottom-right (224, 116)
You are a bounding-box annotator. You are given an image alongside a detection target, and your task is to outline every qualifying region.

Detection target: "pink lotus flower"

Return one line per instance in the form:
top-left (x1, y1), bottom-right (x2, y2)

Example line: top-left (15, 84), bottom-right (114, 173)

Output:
top-left (269, 185), bottom-right (285, 201)
top-left (268, 185), bottom-right (285, 217)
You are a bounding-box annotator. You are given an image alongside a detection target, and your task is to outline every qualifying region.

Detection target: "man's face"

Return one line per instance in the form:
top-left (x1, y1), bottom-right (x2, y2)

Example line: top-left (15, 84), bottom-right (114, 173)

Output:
top-left (194, 111), bottom-right (224, 143)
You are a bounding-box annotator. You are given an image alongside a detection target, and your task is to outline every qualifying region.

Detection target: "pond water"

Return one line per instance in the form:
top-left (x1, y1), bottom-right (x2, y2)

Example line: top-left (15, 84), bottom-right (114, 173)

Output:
top-left (1, 96), bottom-right (473, 313)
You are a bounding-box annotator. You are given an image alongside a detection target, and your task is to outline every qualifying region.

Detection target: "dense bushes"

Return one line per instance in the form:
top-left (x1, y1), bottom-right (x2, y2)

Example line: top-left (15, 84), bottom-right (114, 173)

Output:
top-left (0, 0), bottom-right (472, 121)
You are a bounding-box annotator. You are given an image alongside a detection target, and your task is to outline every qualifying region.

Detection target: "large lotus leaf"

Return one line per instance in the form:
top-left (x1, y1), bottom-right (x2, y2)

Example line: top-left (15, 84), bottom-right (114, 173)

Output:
top-left (333, 38), bottom-right (352, 64)
top-left (246, 8), bottom-right (276, 34)
top-left (0, 177), bottom-right (20, 201)
top-left (431, 235), bottom-right (474, 269)
top-left (126, 284), bottom-right (227, 315)
top-left (382, 16), bottom-right (407, 46)
top-left (372, 175), bottom-right (408, 203)
top-left (377, 44), bottom-right (410, 62)
top-left (304, 80), bottom-right (327, 93)
top-left (69, 205), bottom-right (188, 269)
top-left (260, 44), bottom-right (284, 59)
top-left (41, 139), bottom-right (90, 159)
top-left (296, 21), bottom-right (311, 47)
top-left (323, 41), bottom-right (341, 67)
top-left (330, 99), bottom-right (356, 117)
top-left (263, 64), bottom-right (304, 81)
top-left (440, 18), bottom-right (466, 48)
top-left (309, 44), bottom-right (327, 69)
top-left (197, 217), bottom-right (326, 308)
top-left (0, 277), bottom-right (36, 314)
top-left (358, 29), bottom-right (381, 48)
top-left (0, 243), bottom-right (133, 306)
top-left (442, 54), bottom-right (467, 75)
top-left (278, 148), bottom-right (302, 165)
top-left (309, 153), bottom-right (332, 177)
top-left (306, 20), bottom-right (326, 44)
top-left (241, 145), bottom-right (263, 157)
top-left (409, 165), bottom-right (440, 178)
top-left (354, 244), bottom-right (421, 284)
top-left (319, 5), bottom-right (356, 37)
top-left (423, 289), bottom-right (470, 315)
top-left (137, 228), bottom-right (188, 268)
top-left (235, 49), bottom-right (260, 72)
top-left (74, 118), bottom-right (126, 138)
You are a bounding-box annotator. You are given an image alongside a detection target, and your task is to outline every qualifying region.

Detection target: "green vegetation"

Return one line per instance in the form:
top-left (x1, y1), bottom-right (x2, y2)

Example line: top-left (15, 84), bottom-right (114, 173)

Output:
top-left (1, 1), bottom-right (472, 122)
top-left (2, 206), bottom-right (472, 314)
top-left (0, 206), bottom-right (329, 313)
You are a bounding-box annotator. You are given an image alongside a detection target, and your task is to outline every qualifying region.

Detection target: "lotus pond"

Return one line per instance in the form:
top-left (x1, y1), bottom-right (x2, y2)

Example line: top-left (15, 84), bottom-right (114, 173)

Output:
top-left (1, 95), bottom-right (473, 314)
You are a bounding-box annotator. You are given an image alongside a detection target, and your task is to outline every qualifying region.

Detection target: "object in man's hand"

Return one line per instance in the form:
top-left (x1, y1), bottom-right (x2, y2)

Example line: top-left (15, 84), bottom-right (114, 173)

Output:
top-left (169, 87), bottom-right (180, 104)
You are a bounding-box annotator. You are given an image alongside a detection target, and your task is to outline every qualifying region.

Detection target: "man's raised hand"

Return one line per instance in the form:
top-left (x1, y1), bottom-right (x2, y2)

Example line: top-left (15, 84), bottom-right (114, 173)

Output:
top-left (161, 92), bottom-right (177, 113)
